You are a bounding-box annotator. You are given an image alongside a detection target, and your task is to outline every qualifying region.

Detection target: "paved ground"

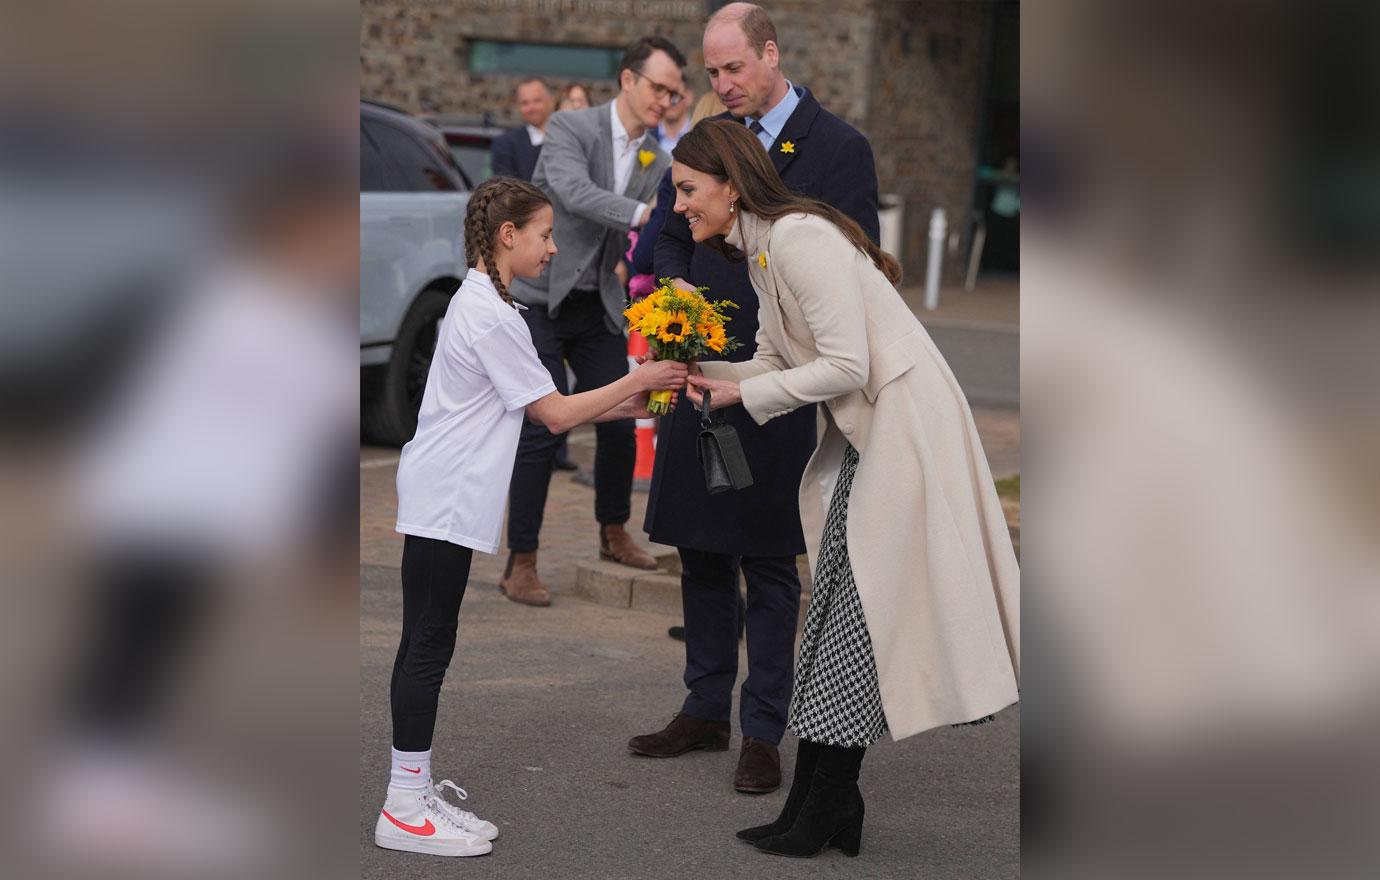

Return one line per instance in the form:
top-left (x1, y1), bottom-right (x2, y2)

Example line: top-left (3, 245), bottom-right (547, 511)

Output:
top-left (360, 564), bottom-right (1020, 879)
top-left (900, 275), bottom-right (1019, 330)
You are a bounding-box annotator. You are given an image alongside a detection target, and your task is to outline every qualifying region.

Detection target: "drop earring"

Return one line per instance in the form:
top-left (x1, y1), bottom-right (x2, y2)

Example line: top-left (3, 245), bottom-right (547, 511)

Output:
top-left (729, 199), bottom-right (736, 214)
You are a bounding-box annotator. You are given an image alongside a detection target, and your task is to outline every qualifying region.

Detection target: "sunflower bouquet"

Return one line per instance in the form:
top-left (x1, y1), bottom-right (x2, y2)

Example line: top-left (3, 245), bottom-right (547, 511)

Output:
top-left (623, 278), bottom-right (741, 415)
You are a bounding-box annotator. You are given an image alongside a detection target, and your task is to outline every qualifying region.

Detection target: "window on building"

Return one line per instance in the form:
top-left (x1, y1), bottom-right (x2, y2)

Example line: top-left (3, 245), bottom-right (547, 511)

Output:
top-left (468, 40), bottom-right (621, 80)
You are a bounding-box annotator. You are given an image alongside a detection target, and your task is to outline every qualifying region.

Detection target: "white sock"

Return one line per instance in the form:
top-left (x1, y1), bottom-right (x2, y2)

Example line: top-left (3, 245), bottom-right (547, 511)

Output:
top-left (390, 748), bottom-right (431, 790)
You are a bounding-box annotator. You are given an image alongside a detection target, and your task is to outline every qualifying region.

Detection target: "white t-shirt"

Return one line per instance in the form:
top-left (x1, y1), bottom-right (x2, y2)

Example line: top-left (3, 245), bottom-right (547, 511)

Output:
top-left (395, 269), bottom-right (556, 553)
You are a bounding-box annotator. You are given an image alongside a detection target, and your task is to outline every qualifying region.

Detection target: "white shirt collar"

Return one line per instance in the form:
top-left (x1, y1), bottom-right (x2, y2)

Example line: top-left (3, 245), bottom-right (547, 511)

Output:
top-left (525, 124), bottom-right (545, 146)
top-left (611, 100), bottom-right (639, 150)
top-left (747, 80), bottom-right (800, 144)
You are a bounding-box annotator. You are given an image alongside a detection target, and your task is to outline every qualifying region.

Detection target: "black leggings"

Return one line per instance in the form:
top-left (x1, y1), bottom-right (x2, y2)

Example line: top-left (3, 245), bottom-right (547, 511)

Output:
top-left (390, 535), bottom-right (472, 751)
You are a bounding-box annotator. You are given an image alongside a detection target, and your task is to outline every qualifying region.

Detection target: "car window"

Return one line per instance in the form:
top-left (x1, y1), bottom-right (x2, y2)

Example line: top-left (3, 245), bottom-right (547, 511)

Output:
top-left (360, 124), bottom-right (396, 192)
top-left (368, 121), bottom-right (461, 193)
top-left (448, 143), bottom-right (493, 188)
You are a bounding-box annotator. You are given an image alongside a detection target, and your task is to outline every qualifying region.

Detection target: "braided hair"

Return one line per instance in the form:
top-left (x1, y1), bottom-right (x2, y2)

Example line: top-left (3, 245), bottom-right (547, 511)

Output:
top-left (463, 177), bottom-right (551, 304)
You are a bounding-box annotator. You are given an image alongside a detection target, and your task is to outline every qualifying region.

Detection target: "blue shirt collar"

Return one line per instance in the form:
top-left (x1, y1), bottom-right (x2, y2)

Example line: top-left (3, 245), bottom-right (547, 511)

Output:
top-left (746, 81), bottom-right (801, 147)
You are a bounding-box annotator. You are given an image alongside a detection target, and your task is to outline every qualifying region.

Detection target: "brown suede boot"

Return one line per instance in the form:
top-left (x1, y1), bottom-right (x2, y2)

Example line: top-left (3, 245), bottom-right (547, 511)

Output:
top-left (734, 737), bottom-right (782, 794)
top-left (599, 523), bottom-right (657, 570)
top-left (499, 551), bottom-right (551, 607)
top-left (627, 713), bottom-right (731, 757)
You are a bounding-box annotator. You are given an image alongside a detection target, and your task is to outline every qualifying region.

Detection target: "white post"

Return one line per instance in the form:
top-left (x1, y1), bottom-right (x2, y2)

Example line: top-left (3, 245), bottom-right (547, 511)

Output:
top-left (925, 208), bottom-right (946, 311)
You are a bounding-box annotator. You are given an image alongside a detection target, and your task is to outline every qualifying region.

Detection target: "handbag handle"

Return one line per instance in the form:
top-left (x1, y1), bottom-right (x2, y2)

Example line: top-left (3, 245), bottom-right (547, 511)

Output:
top-left (699, 387), bottom-right (714, 428)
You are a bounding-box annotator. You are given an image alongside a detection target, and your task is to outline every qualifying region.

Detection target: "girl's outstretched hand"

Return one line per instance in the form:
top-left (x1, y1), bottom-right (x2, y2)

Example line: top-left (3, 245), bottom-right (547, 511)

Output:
top-left (633, 353), bottom-right (698, 376)
top-left (633, 357), bottom-right (688, 392)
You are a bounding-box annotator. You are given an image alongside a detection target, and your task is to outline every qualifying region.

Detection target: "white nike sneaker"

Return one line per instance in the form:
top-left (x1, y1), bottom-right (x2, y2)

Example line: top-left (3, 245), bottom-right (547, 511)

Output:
top-left (430, 779), bottom-right (500, 841)
top-left (374, 785), bottom-right (493, 857)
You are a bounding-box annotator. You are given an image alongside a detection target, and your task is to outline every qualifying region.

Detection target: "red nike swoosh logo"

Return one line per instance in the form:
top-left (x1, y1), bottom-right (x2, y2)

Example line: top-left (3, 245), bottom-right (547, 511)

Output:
top-left (401, 766), bottom-right (422, 774)
top-left (382, 810), bottom-right (435, 836)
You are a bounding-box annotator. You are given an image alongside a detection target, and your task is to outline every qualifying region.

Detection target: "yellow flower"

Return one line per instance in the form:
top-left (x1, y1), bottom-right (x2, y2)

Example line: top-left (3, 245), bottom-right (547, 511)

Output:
top-left (638, 308), bottom-right (669, 339)
top-left (638, 149), bottom-right (656, 168)
top-left (780, 141), bottom-right (795, 154)
top-left (623, 296), bottom-right (655, 326)
top-left (656, 310), bottom-right (691, 344)
top-left (705, 324), bottom-right (728, 353)
top-left (757, 252), bottom-right (767, 269)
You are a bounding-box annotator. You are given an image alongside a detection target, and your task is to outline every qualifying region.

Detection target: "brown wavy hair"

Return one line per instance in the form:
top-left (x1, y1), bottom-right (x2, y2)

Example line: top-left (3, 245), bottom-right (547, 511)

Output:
top-left (671, 119), bottom-right (901, 285)
top-left (463, 177), bottom-right (551, 304)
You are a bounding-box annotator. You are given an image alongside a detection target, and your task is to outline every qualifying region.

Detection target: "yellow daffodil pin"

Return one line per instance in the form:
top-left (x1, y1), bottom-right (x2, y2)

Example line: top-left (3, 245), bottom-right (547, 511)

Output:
top-left (780, 141), bottom-right (795, 154)
top-left (758, 252), bottom-right (768, 269)
top-left (638, 149), bottom-right (656, 168)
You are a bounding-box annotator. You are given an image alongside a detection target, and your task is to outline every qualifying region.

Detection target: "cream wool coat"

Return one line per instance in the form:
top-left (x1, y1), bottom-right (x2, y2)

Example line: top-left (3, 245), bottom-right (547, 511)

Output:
top-left (699, 211), bottom-right (1020, 740)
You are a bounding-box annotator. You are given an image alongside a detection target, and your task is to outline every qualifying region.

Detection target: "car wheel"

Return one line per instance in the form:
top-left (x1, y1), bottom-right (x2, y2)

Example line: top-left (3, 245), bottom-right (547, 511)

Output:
top-left (362, 286), bottom-right (452, 446)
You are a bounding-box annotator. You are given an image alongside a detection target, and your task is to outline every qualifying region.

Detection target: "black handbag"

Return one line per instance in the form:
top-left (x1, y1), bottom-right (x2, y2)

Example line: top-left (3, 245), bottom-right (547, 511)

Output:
top-left (696, 388), bottom-right (753, 494)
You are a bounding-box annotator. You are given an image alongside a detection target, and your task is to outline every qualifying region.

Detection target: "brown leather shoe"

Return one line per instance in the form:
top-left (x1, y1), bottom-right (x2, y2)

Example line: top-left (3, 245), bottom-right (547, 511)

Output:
top-left (734, 737), bottom-right (782, 794)
top-left (499, 551), bottom-right (551, 607)
top-left (599, 523), bottom-right (657, 570)
top-left (628, 713), bottom-right (730, 757)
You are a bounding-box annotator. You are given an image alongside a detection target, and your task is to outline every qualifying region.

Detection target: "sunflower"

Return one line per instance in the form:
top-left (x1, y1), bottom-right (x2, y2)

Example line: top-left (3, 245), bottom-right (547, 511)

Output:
top-left (705, 323), bottom-right (729, 353)
top-left (656, 309), bottom-right (692, 345)
top-left (623, 297), bottom-right (654, 326)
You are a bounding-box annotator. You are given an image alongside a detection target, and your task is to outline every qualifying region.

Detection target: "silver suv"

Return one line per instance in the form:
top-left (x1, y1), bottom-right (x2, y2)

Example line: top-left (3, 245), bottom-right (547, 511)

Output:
top-left (360, 100), bottom-right (469, 445)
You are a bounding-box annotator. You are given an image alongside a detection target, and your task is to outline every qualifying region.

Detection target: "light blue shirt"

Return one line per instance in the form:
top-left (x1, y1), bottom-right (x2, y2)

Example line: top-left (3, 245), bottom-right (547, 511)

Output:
top-left (745, 81), bottom-right (801, 150)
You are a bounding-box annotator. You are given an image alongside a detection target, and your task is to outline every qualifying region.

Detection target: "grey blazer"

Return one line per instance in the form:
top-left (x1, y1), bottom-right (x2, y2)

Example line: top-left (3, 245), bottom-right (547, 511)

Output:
top-left (510, 102), bottom-right (670, 333)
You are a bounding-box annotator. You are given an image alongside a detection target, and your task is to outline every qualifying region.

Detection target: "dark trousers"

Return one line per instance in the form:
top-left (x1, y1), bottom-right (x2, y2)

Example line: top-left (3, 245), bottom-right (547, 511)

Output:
top-left (680, 547), bottom-right (802, 743)
top-left (390, 535), bottom-right (472, 752)
top-left (508, 290), bottom-right (634, 552)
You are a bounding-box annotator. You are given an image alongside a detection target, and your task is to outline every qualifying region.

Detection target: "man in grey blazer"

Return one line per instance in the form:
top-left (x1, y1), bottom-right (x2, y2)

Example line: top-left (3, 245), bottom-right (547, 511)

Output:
top-left (501, 36), bottom-right (687, 606)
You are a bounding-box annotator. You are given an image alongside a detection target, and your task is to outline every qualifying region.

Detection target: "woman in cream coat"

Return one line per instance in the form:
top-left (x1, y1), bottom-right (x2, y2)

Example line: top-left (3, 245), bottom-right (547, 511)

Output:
top-left (670, 120), bottom-right (1019, 859)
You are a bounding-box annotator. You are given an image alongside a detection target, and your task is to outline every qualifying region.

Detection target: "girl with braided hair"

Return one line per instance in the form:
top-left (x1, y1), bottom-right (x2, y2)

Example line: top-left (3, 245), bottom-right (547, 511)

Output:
top-left (376, 177), bottom-right (687, 858)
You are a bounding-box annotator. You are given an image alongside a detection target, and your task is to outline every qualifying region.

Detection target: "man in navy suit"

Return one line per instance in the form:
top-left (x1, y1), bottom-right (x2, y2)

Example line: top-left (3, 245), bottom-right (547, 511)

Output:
top-left (490, 77), bottom-right (554, 182)
top-left (628, 2), bottom-right (880, 795)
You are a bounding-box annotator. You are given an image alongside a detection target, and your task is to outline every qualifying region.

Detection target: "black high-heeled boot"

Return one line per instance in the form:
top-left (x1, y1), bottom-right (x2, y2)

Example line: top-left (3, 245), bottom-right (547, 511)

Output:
top-left (735, 738), bottom-right (821, 843)
top-left (754, 743), bottom-right (866, 858)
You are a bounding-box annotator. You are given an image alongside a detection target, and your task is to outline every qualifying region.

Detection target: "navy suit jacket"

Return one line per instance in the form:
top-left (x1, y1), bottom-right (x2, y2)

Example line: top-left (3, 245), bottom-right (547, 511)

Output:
top-left (643, 86), bottom-right (880, 557)
top-left (490, 125), bottom-right (542, 182)
top-left (630, 168), bottom-right (674, 276)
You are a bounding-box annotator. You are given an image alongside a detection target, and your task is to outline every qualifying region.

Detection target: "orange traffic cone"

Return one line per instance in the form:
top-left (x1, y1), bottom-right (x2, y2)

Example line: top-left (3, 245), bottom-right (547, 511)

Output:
top-left (628, 330), bottom-right (657, 489)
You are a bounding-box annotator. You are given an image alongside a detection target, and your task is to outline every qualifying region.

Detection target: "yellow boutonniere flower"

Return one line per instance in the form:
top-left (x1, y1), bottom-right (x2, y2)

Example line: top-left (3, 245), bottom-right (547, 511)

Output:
top-left (638, 149), bottom-right (656, 169)
top-left (780, 141), bottom-right (795, 154)
top-left (758, 252), bottom-right (768, 269)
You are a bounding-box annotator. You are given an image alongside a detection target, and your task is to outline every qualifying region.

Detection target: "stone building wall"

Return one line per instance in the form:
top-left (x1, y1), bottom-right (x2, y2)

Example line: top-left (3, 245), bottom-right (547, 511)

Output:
top-left (361, 0), bottom-right (994, 274)
top-left (866, 0), bottom-right (992, 280)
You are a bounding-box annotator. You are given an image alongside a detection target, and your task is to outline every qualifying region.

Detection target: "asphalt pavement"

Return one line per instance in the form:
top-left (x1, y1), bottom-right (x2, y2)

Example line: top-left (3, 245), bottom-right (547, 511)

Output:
top-left (360, 564), bottom-right (1019, 879)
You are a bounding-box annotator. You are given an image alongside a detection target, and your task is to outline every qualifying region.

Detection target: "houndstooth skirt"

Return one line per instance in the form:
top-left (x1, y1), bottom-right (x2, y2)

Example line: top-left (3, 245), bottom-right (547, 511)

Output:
top-left (787, 444), bottom-right (889, 747)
